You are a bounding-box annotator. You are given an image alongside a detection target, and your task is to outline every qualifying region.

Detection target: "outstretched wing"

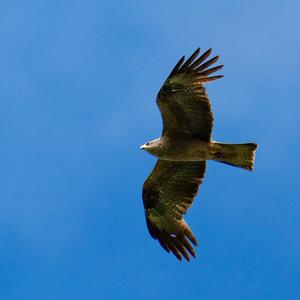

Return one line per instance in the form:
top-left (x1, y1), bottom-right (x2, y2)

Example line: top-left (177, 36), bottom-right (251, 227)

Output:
top-left (142, 160), bottom-right (206, 261)
top-left (157, 48), bottom-right (223, 141)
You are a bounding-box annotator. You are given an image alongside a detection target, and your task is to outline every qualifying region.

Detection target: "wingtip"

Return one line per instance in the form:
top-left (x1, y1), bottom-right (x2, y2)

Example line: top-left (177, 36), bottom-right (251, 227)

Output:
top-left (191, 237), bottom-right (198, 247)
top-left (194, 47), bottom-right (201, 55)
top-left (215, 74), bottom-right (224, 79)
top-left (206, 48), bottom-right (213, 55)
top-left (167, 55), bottom-right (185, 78)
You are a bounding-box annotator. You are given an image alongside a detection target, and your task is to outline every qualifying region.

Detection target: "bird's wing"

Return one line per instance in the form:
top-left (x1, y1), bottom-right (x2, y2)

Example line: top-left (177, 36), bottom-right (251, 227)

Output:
top-left (142, 159), bottom-right (206, 261)
top-left (157, 48), bottom-right (223, 141)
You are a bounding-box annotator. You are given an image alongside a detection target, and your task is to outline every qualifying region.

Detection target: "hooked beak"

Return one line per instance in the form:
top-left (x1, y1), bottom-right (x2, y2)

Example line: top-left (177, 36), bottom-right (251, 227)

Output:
top-left (140, 144), bottom-right (146, 150)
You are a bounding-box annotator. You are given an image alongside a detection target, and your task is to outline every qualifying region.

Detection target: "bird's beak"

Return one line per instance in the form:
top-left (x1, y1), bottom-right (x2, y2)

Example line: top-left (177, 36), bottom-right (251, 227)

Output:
top-left (140, 144), bottom-right (145, 150)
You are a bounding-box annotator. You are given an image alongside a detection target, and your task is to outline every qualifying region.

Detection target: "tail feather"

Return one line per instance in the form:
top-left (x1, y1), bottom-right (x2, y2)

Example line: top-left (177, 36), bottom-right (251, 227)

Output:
top-left (211, 142), bottom-right (258, 171)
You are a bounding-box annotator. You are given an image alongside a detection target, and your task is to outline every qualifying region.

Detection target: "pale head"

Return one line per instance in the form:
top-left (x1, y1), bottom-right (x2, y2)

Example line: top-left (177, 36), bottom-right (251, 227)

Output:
top-left (140, 138), bottom-right (163, 156)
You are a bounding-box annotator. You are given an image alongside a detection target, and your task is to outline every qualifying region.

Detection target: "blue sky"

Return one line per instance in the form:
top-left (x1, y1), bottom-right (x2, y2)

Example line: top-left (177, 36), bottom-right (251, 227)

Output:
top-left (0, 1), bottom-right (299, 299)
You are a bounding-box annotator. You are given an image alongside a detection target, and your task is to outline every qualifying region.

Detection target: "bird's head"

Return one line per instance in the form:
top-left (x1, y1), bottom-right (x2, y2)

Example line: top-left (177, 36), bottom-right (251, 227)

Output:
top-left (140, 138), bottom-right (162, 155)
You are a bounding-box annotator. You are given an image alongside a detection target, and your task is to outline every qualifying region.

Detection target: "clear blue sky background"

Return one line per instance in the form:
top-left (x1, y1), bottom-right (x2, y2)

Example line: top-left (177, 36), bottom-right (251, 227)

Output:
top-left (0, 1), bottom-right (299, 299)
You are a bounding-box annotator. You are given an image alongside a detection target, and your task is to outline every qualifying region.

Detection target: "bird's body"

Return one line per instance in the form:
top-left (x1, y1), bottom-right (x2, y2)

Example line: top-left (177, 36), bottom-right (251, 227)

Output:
top-left (141, 136), bottom-right (211, 161)
top-left (142, 137), bottom-right (256, 168)
top-left (141, 48), bottom-right (257, 261)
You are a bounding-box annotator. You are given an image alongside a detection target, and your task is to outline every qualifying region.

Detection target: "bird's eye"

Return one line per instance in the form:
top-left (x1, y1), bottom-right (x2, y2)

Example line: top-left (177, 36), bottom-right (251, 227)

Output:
top-left (146, 142), bottom-right (150, 146)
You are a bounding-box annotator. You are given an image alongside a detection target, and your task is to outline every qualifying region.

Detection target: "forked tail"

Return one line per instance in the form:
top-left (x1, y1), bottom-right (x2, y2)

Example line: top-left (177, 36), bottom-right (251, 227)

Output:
top-left (211, 142), bottom-right (258, 171)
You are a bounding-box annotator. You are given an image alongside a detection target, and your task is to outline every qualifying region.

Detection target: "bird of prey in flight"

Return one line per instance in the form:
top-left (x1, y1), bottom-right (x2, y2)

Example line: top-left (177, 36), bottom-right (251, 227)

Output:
top-left (140, 48), bottom-right (257, 261)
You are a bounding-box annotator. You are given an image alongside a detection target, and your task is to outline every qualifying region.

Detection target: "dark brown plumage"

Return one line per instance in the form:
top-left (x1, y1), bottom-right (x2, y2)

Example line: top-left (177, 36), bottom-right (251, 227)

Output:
top-left (141, 48), bottom-right (257, 261)
top-left (143, 160), bottom-right (206, 261)
top-left (157, 48), bottom-right (223, 140)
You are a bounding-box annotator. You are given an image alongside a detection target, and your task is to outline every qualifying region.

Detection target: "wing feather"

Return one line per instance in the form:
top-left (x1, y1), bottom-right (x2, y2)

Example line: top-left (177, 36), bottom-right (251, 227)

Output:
top-left (189, 48), bottom-right (212, 69)
top-left (194, 55), bottom-right (220, 72)
top-left (142, 160), bottom-right (206, 261)
top-left (180, 48), bottom-right (200, 70)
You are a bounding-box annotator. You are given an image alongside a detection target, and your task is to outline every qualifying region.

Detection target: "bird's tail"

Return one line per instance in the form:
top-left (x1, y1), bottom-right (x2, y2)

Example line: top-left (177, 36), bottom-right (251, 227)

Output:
top-left (210, 142), bottom-right (258, 171)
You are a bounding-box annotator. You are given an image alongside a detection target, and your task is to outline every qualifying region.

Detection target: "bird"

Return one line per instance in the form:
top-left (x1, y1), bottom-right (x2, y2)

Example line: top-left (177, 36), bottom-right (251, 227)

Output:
top-left (140, 48), bottom-right (258, 261)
